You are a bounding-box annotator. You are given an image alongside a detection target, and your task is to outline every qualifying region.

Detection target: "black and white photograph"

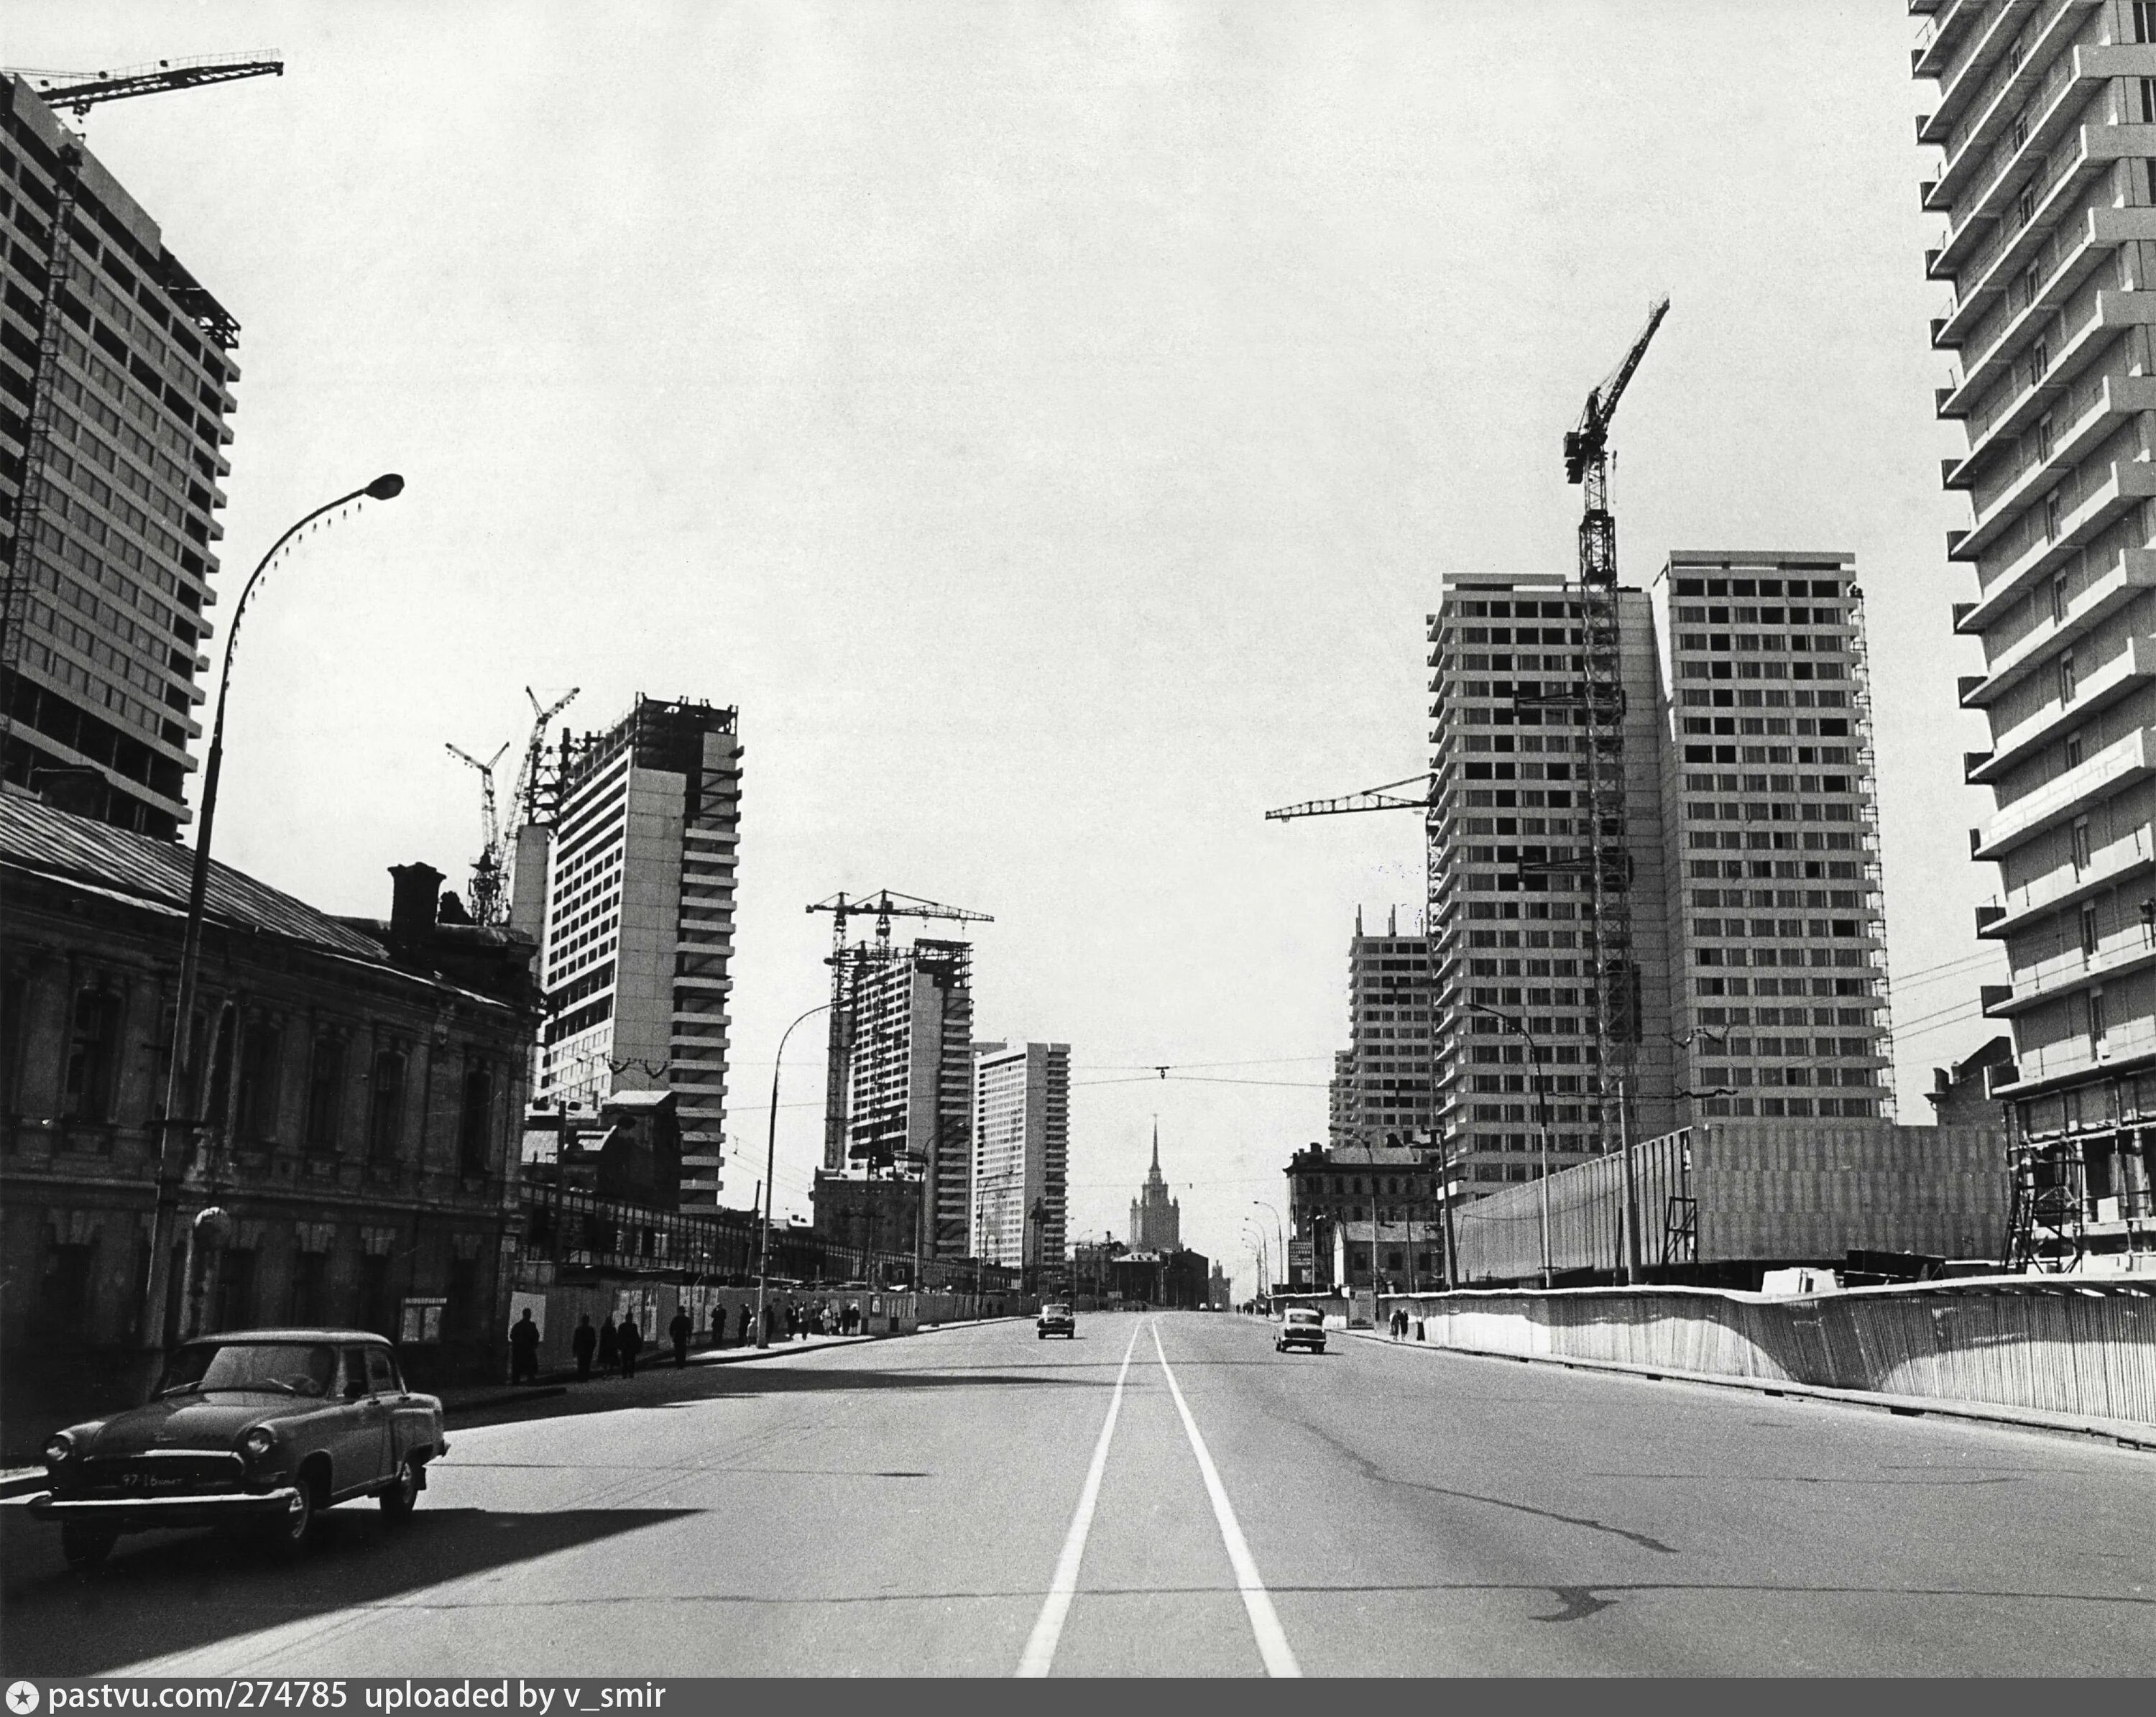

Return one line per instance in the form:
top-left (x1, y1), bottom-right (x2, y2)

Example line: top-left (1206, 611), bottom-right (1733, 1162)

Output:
top-left (0, 0), bottom-right (2150, 1685)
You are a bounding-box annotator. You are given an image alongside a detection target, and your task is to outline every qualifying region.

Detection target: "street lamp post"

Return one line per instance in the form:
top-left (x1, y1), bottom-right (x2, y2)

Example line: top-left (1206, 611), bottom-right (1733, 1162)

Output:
top-left (757, 1002), bottom-right (831, 1348)
top-left (1251, 1200), bottom-right (1286, 1290)
top-left (137, 474), bottom-right (405, 1369)
top-left (1463, 1000), bottom-right (1553, 1289)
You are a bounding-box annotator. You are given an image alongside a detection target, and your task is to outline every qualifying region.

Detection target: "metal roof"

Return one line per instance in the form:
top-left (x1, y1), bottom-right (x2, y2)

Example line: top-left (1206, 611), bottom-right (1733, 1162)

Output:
top-left (0, 792), bottom-right (392, 965)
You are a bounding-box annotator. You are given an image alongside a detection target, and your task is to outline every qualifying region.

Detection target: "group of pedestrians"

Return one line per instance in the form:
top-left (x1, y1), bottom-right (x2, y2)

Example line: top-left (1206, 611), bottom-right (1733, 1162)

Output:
top-left (520, 1295), bottom-right (874, 1385)
top-left (566, 1311), bottom-right (648, 1379)
top-left (1386, 1307), bottom-right (1419, 1341)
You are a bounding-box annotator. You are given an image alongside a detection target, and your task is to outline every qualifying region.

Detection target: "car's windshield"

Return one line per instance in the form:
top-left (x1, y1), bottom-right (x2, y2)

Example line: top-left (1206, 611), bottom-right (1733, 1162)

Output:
top-left (1044, 1305), bottom-right (1071, 1317)
top-left (1286, 1310), bottom-right (1321, 1324)
top-left (157, 1342), bottom-right (341, 1398)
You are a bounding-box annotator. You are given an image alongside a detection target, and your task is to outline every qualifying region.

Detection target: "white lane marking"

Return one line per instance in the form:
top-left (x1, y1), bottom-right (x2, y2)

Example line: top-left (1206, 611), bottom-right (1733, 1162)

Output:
top-left (1016, 1317), bottom-right (1147, 1677)
top-left (1151, 1323), bottom-right (1302, 1678)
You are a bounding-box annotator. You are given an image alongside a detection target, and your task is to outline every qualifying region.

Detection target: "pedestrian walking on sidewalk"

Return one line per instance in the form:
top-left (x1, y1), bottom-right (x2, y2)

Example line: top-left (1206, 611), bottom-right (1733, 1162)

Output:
top-left (510, 1308), bottom-right (541, 1383)
top-left (669, 1306), bottom-right (693, 1368)
top-left (763, 1302), bottom-right (777, 1343)
top-left (618, 1315), bottom-right (643, 1378)
top-left (572, 1314), bottom-right (596, 1381)
top-left (597, 1313), bottom-right (618, 1377)
top-left (711, 1303), bottom-right (727, 1348)
top-left (738, 1302), bottom-right (753, 1345)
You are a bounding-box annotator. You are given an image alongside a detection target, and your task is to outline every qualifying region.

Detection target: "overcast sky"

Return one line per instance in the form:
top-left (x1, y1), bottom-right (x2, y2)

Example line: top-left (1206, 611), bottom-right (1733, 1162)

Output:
top-left (9, 1), bottom-right (1999, 1290)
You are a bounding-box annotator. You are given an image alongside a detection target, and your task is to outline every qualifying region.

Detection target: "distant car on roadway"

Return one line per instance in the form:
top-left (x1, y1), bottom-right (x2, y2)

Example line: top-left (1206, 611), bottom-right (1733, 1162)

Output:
top-left (1274, 1307), bottom-right (1327, 1353)
top-left (30, 1328), bottom-right (448, 1573)
top-left (1036, 1302), bottom-right (1077, 1339)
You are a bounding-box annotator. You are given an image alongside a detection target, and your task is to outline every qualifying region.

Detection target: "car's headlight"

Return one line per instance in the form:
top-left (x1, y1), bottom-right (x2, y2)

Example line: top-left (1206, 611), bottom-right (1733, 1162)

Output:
top-left (239, 1427), bottom-right (276, 1462)
top-left (43, 1432), bottom-right (76, 1468)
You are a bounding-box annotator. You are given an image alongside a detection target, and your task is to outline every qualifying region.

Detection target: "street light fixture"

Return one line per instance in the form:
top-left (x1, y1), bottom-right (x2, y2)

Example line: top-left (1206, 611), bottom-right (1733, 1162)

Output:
top-left (139, 475), bottom-right (405, 1364)
top-left (757, 1002), bottom-right (831, 1348)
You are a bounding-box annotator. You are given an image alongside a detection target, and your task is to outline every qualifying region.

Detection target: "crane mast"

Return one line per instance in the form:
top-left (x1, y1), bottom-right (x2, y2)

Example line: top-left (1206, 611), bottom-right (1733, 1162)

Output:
top-left (446, 742), bottom-right (510, 925)
top-left (1565, 298), bottom-right (1668, 1156)
top-left (807, 890), bottom-right (992, 1175)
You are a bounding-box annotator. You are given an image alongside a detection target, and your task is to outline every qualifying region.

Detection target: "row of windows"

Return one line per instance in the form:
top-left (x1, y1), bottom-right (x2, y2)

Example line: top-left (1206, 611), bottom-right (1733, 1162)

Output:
top-left (1697, 945), bottom-right (1873, 970)
top-left (1696, 888), bottom-right (1866, 911)
top-left (1669, 578), bottom-right (1843, 600)
top-left (1693, 916), bottom-right (1868, 939)
top-left (1698, 1034), bottom-right (1878, 1060)
top-left (3, 979), bottom-right (502, 1179)
top-left (1695, 976), bottom-right (1876, 1000)
top-left (1674, 631), bottom-right (1846, 654)
top-left (1452, 625), bottom-right (1576, 645)
top-left (1697, 1065), bottom-right (1879, 1088)
top-left (1445, 598), bottom-right (1580, 620)
top-left (1677, 658), bottom-right (1847, 682)
top-left (1689, 858), bottom-right (1866, 883)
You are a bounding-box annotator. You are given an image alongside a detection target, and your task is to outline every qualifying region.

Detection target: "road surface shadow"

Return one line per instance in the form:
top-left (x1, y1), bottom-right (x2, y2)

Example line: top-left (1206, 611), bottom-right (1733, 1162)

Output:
top-left (0, 1505), bottom-right (693, 1677)
top-left (448, 1358), bottom-right (1110, 1435)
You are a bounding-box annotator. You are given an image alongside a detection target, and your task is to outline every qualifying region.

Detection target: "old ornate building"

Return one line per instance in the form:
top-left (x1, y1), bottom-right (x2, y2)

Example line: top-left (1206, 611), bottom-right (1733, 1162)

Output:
top-left (0, 794), bottom-right (538, 1427)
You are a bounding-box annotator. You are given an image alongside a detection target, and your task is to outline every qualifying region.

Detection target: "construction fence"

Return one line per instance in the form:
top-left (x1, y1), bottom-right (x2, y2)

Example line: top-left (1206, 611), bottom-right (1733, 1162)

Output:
top-left (505, 1278), bottom-right (1031, 1375)
top-left (1380, 1278), bottom-right (2156, 1430)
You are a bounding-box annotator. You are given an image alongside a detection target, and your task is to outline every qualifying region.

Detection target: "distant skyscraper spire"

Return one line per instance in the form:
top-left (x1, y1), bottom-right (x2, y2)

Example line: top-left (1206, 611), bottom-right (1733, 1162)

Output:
top-left (1151, 1116), bottom-right (1159, 1173)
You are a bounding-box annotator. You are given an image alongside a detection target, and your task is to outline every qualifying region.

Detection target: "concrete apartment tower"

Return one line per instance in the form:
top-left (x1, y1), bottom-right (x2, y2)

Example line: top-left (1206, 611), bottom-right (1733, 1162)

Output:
top-left (969, 1041), bottom-right (1069, 1278)
top-left (528, 696), bottom-right (743, 1210)
top-left (846, 940), bottom-right (975, 1261)
top-left (1, 76), bottom-right (240, 839)
top-left (1914, 1), bottom-right (2156, 1246)
top-left (1425, 573), bottom-right (1675, 1202)
top-left (1128, 1124), bottom-right (1181, 1251)
top-left (1658, 551), bottom-right (1895, 1122)
top-left (1335, 906), bottom-right (1434, 1145)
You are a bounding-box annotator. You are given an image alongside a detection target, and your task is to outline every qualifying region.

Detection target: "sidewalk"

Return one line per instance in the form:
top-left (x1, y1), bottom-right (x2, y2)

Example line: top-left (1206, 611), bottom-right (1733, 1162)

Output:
top-left (1345, 1327), bottom-right (2156, 1451)
top-left (1, 1315), bottom-right (1031, 1497)
top-left (441, 1327), bottom-right (875, 1415)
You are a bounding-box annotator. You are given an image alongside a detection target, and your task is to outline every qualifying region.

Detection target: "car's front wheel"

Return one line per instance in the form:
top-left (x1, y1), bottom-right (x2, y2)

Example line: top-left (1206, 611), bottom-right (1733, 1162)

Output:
top-left (60, 1522), bottom-right (116, 1574)
top-left (379, 1455), bottom-right (420, 1522)
top-left (264, 1470), bottom-right (321, 1553)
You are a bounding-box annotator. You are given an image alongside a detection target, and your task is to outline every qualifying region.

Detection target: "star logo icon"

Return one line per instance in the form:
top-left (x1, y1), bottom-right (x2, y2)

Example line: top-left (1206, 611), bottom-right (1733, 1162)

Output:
top-left (7, 1683), bottom-right (41, 1715)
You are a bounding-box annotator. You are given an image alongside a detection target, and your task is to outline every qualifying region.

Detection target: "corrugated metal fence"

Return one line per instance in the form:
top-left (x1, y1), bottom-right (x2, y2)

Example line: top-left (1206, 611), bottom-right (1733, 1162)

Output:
top-left (1383, 1279), bottom-right (2156, 1427)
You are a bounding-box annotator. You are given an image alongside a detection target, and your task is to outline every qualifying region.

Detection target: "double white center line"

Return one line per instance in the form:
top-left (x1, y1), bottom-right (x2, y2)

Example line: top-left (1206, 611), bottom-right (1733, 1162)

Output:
top-left (1017, 1319), bottom-right (1300, 1678)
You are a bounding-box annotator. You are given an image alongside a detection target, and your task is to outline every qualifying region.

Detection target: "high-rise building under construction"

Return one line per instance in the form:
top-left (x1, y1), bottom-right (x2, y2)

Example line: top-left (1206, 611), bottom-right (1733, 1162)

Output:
top-left (1333, 907), bottom-right (1434, 1147)
top-left (1912, 1), bottom-right (2156, 1259)
top-left (843, 939), bottom-right (975, 1261)
top-left (1424, 573), bottom-right (1675, 1198)
top-left (1658, 551), bottom-right (1894, 1123)
top-left (1, 75), bottom-right (239, 838)
top-left (527, 696), bottom-right (742, 1210)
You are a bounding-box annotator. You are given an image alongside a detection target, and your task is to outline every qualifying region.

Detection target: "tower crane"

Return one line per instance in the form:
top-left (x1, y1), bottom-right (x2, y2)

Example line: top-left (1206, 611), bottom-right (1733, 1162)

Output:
top-left (1263, 298), bottom-right (1672, 1180)
top-left (510, 686), bottom-right (580, 832)
top-left (446, 742), bottom-right (510, 926)
top-left (4, 53), bottom-right (285, 118)
top-left (1562, 297), bottom-right (1669, 1157)
top-left (806, 890), bottom-right (992, 1175)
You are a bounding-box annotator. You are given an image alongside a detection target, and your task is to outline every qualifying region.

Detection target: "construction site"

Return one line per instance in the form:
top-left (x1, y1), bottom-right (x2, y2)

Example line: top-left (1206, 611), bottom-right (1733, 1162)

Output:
top-left (1272, 295), bottom-right (2132, 1284)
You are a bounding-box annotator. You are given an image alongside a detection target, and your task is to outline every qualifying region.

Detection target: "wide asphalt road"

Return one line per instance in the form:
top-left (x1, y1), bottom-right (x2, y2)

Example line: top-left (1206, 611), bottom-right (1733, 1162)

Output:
top-left (3, 1311), bottom-right (2150, 1676)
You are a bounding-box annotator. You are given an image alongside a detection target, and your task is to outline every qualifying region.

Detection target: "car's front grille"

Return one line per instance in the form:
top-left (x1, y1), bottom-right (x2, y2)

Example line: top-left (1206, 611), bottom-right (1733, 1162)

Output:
top-left (76, 1450), bottom-right (246, 1495)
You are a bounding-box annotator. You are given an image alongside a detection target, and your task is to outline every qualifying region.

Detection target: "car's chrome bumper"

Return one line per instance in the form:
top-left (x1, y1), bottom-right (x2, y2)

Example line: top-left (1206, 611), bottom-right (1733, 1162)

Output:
top-left (28, 1486), bottom-right (303, 1531)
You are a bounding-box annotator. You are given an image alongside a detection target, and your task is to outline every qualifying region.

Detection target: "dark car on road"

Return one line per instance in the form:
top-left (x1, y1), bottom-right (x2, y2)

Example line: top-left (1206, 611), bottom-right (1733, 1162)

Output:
top-left (1274, 1307), bottom-right (1327, 1353)
top-left (1036, 1303), bottom-right (1077, 1339)
top-left (31, 1328), bottom-right (448, 1572)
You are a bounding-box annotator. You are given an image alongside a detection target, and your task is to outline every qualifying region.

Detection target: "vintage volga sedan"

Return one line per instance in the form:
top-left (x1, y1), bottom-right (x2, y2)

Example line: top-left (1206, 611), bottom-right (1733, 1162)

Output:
top-left (31, 1328), bottom-right (449, 1571)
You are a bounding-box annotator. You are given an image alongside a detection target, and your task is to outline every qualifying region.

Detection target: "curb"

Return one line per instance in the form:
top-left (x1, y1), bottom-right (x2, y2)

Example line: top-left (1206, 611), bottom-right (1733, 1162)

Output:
top-left (1346, 1329), bottom-right (2156, 1452)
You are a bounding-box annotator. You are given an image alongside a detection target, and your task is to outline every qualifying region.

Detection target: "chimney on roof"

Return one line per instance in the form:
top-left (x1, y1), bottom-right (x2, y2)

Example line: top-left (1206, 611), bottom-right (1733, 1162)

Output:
top-left (388, 862), bottom-right (443, 945)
